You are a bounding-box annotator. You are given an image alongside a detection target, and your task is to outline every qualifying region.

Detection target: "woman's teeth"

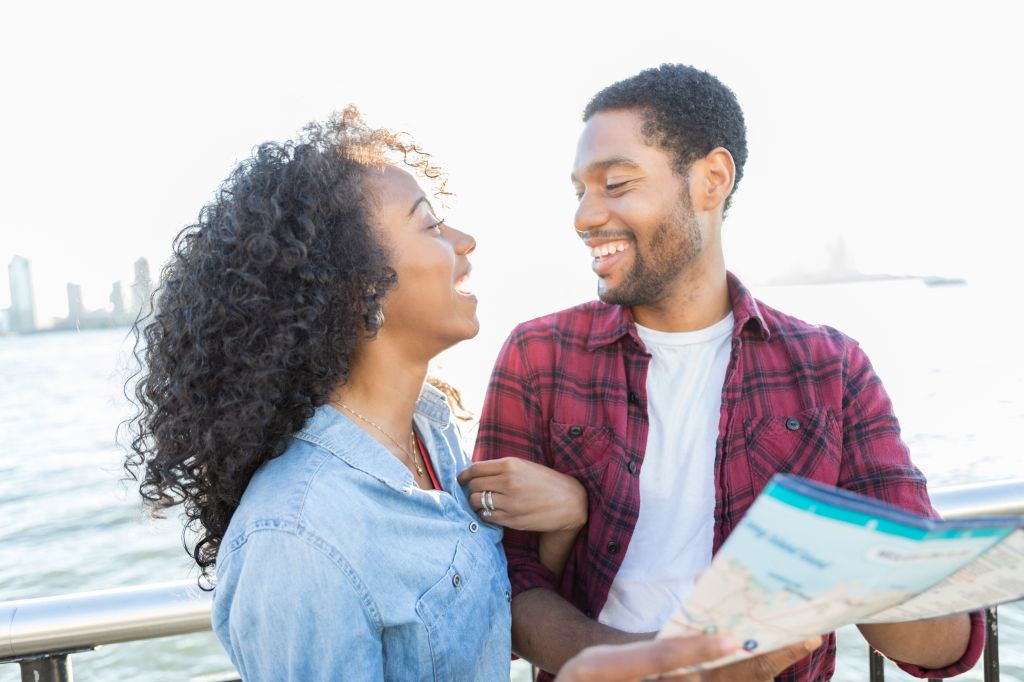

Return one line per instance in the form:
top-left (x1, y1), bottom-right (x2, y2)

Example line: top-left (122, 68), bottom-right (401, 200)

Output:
top-left (590, 241), bottom-right (631, 258)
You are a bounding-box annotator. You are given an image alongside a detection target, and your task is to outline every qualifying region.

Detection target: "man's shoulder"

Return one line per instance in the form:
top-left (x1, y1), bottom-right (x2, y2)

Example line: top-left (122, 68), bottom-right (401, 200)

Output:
top-left (756, 297), bottom-right (860, 358)
top-left (507, 299), bottom-right (615, 345)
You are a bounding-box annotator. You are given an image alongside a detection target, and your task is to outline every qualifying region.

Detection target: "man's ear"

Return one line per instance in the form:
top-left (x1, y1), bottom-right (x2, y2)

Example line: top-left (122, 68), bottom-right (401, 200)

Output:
top-left (689, 147), bottom-right (735, 214)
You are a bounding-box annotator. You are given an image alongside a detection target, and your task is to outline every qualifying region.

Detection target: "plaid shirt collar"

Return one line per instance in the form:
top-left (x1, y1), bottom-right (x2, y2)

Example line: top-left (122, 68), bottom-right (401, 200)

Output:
top-left (585, 271), bottom-right (771, 351)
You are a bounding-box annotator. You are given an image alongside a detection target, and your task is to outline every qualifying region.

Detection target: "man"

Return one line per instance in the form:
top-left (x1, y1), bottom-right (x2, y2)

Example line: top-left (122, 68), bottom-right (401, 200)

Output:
top-left (471, 64), bottom-right (984, 681)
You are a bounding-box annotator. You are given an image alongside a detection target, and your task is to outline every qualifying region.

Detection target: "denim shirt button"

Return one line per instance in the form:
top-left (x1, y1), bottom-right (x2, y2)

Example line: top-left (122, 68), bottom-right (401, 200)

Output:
top-left (505, 590), bottom-right (511, 603)
top-left (452, 574), bottom-right (461, 588)
top-left (469, 521), bottom-right (479, 533)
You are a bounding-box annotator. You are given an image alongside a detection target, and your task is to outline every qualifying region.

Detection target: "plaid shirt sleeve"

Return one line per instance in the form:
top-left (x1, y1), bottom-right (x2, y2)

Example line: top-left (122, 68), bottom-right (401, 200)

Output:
top-left (838, 341), bottom-right (986, 678)
top-left (473, 330), bottom-right (558, 597)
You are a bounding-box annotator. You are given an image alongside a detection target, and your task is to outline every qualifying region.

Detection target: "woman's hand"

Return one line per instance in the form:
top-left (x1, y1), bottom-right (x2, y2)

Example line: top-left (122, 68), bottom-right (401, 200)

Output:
top-left (457, 458), bottom-right (587, 532)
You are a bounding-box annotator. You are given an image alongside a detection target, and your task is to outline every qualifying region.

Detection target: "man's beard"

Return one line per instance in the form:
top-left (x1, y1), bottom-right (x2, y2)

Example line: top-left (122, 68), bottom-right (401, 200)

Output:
top-left (597, 194), bottom-right (703, 307)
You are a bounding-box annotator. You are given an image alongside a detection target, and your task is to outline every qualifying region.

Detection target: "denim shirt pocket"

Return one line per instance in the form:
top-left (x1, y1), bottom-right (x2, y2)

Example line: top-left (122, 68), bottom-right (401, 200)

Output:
top-left (415, 539), bottom-right (508, 681)
top-left (743, 407), bottom-right (841, 493)
top-left (548, 420), bottom-right (614, 489)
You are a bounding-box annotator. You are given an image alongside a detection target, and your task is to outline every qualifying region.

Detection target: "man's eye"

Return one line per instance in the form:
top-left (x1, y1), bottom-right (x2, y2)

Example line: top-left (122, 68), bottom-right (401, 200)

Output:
top-left (606, 181), bottom-right (628, 192)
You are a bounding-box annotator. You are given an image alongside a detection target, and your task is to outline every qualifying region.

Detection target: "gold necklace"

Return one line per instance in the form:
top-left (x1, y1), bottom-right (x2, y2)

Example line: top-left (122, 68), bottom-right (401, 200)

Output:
top-left (337, 401), bottom-right (424, 477)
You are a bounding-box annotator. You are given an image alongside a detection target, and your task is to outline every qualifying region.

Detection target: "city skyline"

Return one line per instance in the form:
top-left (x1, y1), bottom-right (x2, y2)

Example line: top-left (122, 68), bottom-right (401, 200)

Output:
top-left (2, 255), bottom-right (153, 333)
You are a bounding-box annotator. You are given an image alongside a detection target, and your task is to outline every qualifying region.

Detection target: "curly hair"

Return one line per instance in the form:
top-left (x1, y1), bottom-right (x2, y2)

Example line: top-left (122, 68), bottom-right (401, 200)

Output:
top-left (583, 63), bottom-right (748, 214)
top-left (124, 107), bottom-right (447, 582)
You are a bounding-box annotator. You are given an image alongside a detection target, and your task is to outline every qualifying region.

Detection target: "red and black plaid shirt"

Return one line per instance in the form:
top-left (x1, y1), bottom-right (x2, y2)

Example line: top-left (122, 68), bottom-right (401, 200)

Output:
top-left (474, 272), bottom-right (984, 682)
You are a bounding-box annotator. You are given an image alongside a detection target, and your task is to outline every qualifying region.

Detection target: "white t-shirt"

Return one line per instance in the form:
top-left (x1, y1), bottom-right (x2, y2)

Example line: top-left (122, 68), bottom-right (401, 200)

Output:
top-left (598, 312), bottom-right (735, 633)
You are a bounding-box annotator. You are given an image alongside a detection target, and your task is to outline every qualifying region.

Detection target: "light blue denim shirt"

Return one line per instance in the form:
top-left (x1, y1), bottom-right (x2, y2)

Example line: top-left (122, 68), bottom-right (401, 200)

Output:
top-left (211, 385), bottom-right (512, 681)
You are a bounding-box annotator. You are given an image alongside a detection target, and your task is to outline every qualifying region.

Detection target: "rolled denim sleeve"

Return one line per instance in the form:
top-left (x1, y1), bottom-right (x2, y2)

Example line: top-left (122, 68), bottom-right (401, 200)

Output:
top-left (213, 529), bottom-right (384, 681)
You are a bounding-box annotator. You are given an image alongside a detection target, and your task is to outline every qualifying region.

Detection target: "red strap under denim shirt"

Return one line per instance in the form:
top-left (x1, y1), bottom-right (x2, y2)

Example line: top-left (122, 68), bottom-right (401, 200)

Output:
top-left (474, 272), bottom-right (984, 682)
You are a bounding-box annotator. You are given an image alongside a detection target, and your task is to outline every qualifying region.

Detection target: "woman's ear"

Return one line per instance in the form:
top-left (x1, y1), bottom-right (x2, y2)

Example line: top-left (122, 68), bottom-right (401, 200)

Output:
top-left (689, 147), bottom-right (735, 214)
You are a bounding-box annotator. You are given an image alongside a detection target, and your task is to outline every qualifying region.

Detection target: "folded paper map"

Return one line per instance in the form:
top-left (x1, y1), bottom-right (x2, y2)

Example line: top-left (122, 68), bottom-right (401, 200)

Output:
top-left (656, 474), bottom-right (1024, 672)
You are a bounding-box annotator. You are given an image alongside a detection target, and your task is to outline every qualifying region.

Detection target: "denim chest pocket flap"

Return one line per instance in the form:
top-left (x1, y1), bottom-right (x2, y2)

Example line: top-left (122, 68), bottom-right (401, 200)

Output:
top-left (743, 406), bottom-right (841, 486)
top-left (415, 539), bottom-right (508, 680)
top-left (415, 539), bottom-right (487, 630)
top-left (547, 420), bottom-right (614, 485)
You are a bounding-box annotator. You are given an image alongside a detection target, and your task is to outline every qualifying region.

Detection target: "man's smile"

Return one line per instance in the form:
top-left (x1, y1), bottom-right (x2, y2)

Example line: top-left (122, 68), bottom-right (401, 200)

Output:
top-left (590, 240), bottom-right (632, 276)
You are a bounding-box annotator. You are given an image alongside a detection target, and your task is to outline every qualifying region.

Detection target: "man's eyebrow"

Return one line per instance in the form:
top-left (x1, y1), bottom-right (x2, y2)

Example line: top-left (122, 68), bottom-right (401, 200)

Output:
top-left (407, 196), bottom-right (432, 217)
top-left (570, 156), bottom-right (642, 182)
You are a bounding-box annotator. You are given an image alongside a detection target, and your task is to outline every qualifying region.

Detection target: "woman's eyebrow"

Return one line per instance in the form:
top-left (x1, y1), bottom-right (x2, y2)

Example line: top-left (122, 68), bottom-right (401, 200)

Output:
top-left (407, 196), bottom-right (429, 217)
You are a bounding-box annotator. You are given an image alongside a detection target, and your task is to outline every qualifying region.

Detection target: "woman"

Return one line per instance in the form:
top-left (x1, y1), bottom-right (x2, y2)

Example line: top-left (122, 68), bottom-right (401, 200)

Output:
top-left (125, 108), bottom-right (809, 681)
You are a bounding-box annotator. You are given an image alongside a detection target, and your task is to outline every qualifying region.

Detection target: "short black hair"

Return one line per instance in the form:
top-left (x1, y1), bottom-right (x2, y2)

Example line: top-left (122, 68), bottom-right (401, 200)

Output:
top-left (584, 64), bottom-right (748, 214)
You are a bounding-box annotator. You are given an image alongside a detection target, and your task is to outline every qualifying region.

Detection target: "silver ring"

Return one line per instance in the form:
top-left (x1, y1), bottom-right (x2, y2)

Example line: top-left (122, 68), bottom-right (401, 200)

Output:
top-left (481, 509), bottom-right (493, 518)
top-left (483, 490), bottom-right (495, 512)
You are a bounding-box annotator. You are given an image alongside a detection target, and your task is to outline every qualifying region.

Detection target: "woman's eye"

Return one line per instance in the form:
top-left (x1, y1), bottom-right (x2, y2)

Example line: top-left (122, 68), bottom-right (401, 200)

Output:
top-left (428, 218), bottom-right (445, 233)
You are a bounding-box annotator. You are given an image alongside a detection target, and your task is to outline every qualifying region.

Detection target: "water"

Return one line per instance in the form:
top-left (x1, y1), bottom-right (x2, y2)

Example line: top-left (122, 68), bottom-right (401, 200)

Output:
top-left (1, 280), bottom-right (1021, 681)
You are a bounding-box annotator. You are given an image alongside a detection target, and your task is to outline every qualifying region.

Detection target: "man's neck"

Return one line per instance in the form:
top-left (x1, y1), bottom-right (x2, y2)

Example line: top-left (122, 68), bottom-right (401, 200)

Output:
top-left (630, 262), bottom-right (731, 333)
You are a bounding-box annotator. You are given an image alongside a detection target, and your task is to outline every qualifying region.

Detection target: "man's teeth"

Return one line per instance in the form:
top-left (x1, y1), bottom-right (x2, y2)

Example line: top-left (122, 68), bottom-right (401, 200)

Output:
top-left (590, 241), bottom-right (631, 258)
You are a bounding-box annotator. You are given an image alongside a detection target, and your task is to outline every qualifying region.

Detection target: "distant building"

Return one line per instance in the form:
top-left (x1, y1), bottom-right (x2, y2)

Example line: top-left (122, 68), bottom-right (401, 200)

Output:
top-left (132, 257), bottom-right (153, 318)
top-left (0, 308), bottom-right (9, 334)
top-left (7, 256), bottom-right (36, 333)
top-left (110, 281), bottom-right (126, 320)
top-left (67, 282), bottom-right (84, 328)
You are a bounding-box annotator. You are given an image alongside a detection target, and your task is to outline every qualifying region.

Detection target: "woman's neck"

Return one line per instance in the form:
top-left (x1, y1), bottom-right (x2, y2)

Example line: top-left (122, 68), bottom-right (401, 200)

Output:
top-left (328, 336), bottom-right (429, 446)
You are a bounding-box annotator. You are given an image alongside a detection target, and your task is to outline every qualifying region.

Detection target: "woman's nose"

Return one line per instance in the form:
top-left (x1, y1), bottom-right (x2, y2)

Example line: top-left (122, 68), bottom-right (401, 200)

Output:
top-left (446, 223), bottom-right (476, 255)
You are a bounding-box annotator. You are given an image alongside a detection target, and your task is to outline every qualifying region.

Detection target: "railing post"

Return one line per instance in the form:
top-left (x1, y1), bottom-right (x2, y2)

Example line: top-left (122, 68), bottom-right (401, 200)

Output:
top-left (869, 647), bottom-right (885, 681)
top-left (983, 606), bottom-right (998, 682)
top-left (18, 653), bottom-right (72, 682)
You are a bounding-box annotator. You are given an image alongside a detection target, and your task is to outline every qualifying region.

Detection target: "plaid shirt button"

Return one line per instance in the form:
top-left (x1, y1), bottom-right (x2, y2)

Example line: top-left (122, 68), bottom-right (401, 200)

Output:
top-left (786, 418), bottom-right (801, 431)
top-left (569, 425), bottom-right (583, 438)
top-left (606, 541), bottom-right (619, 554)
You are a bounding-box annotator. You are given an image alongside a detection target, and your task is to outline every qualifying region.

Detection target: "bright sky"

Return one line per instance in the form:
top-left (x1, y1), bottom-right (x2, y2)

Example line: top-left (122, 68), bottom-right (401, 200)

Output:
top-left (1, 0), bottom-right (1022, 327)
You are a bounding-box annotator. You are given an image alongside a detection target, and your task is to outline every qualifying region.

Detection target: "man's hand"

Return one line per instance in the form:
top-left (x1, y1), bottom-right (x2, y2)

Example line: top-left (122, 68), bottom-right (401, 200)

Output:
top-left (457, 457), bottom-right (587, 532)
top-left (555, 635), bottom-right (823, 682)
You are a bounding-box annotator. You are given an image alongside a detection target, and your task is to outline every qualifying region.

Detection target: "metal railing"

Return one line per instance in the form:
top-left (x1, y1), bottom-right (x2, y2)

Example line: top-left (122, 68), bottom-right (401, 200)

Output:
top-left (3, 479), bottom-right (1023, 681)
top-left (868, 478), bottom-right (1024, 682)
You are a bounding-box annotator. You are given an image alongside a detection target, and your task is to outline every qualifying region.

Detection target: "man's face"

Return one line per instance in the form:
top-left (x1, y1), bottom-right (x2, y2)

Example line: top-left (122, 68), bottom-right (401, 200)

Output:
top-left (571, 109), bottom-right (703, 306)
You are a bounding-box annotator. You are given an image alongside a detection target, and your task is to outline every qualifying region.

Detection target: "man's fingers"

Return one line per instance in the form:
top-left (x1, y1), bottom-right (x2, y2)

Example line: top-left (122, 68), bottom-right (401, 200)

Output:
top-left (711, 636), bottom-right (822, 682)
top-left (556, 635), bottom-right (739, 682)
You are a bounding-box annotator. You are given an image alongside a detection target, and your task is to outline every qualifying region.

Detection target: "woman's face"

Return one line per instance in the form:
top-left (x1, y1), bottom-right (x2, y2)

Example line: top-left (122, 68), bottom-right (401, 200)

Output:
top-left (368, 165), bottom-right (479, 356)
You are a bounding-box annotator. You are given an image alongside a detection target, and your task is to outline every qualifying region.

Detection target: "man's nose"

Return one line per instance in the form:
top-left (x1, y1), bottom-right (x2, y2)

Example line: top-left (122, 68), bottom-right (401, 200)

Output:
top-left (574, 193), bottom-right (610, 234)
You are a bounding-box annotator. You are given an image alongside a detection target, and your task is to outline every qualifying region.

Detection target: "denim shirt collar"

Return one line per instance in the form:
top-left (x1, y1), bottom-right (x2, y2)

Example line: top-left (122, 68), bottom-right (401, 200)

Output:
top-left (293, 383), bottom-right (454, 494)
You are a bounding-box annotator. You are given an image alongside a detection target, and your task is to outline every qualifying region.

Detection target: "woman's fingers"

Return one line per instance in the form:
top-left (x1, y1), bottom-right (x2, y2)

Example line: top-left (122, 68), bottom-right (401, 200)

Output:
top-left (556, 634), bottom-right (739, 682)
top-left (456, 458), bottom-right (512, 485)
top-left (470, 490), bottom-right (509, 513)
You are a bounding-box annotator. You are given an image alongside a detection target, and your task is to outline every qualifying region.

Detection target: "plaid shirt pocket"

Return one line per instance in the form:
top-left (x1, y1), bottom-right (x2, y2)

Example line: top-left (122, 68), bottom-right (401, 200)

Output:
top-left (743, 407), bottom-right (842, 491)
top-left (548, 420), bottom-right (615, 488)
